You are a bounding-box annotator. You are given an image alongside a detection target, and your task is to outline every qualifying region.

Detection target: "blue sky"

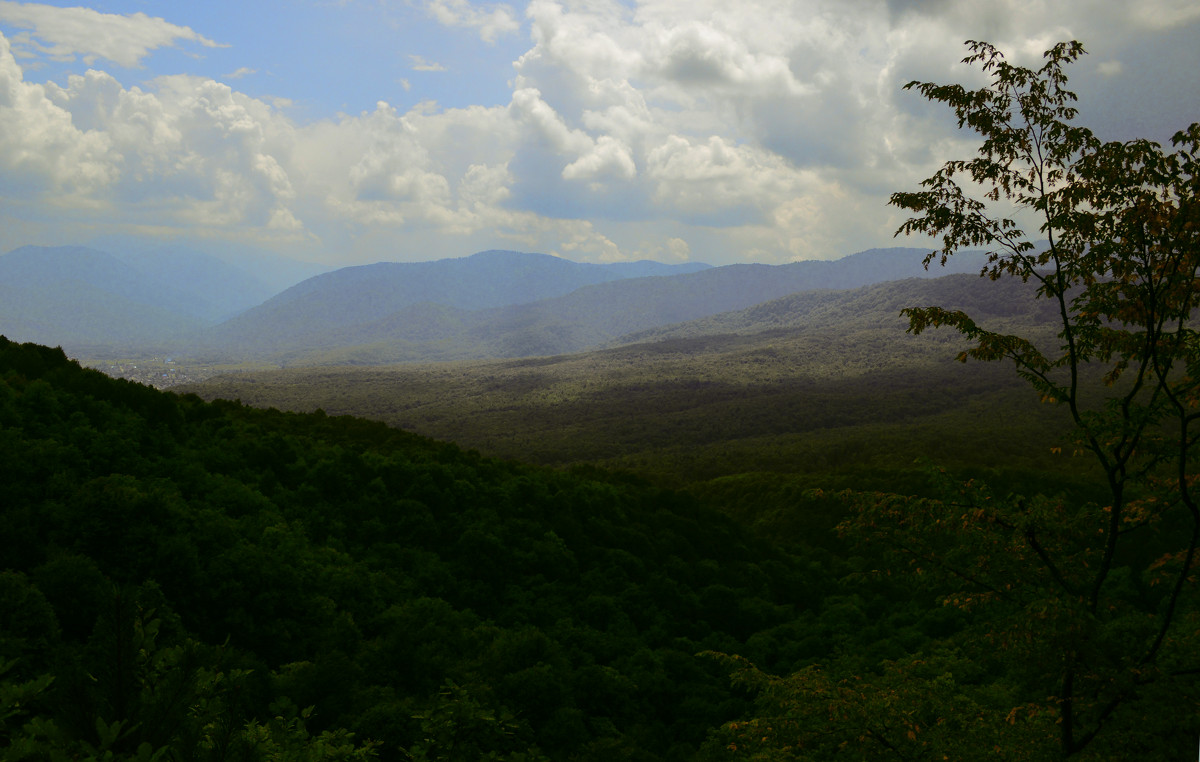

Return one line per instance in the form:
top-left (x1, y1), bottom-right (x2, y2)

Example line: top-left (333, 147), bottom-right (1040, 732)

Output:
top-left (4, 1), bottom-right (529, 116)
top-left (1, 0), bottom-right (1197, 267)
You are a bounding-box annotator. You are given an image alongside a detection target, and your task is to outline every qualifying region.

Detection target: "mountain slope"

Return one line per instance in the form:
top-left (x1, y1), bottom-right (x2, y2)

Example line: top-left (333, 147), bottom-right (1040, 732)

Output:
top-left (86, 233), bottom-right (334, 295)
top-left (0, 243), bottom-right (323, 353)
top-left (615, 268), bottom-right (1059, 344)
top-left (0, 246), bottom-right (208, 349)
top-left (208, 249), bottom-right (711, 351)
top-left (111, 244), bottom-right (279, 322)
top-left (459, 247), bottom-right (992, 356)
top-left (205, 247), bottom-right (991, 364)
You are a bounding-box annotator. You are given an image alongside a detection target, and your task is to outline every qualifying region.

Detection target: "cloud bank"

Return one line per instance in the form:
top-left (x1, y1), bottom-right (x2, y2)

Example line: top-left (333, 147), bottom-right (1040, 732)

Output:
top-left (0, 0), bottom-right (1196, 265)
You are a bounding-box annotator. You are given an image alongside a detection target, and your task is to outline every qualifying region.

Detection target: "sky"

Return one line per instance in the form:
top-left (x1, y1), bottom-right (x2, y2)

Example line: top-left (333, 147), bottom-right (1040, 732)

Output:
top-left (0, 0), bottom-right (1197, 267)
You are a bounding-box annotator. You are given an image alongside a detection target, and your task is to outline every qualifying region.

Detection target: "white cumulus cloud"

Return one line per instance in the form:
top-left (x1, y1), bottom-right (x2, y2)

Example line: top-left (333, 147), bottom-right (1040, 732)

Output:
top-left (0, 0), bottom-right (1197, 265)
top-left (0, 34), bottom-right (115, 201)
top-left (0, 1), bottom-right (225, 68)
top-left (409, 54), bottom-right (447, 72)
top-left (425, 0), bottom-right (520, 43)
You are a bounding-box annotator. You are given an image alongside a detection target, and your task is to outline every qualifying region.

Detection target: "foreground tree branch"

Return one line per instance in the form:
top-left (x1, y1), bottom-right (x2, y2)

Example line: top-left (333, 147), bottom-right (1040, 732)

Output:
top-left (709, 40), bottom-right (1200, 761)
top-left (887, 40), bottom-right (1200, 759)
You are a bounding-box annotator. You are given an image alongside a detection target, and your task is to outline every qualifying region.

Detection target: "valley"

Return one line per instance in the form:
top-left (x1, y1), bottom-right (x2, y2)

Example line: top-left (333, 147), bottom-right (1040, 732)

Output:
top-left (176, 270), bottom-right (1076, 488)
top-left (83, 355), bottom-right (224, 389)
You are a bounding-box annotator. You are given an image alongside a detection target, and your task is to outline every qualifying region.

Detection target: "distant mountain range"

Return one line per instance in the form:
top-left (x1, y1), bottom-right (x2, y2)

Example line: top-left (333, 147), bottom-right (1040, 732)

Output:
top-left (0, 246), bottom-right (209, 349)
top-left (206, 250), bottom-right (712, 356)
top-left (618, 264), bottom-right (1058, 346)
top-left (0, 243), bottom-right (994, 363)
top-left (200, 246), bottom-right (991, 364)
top-left (83, 234), bottom-right (334, 295)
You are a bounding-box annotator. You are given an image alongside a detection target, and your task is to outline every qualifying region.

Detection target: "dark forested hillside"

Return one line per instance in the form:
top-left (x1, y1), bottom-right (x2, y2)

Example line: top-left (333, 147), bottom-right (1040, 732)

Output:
top-left (1, 336), bottom-right (902, 761)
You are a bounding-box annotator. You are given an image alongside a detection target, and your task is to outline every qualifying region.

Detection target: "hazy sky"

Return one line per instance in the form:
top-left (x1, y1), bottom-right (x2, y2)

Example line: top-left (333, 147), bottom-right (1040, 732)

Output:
top-left (1, 1), bottom-right (1197, 266)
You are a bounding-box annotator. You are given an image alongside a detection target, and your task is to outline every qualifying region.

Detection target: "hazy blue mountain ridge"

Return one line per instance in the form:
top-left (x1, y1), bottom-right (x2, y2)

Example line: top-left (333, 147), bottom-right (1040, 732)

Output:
top-left (0, 243), bottom-right (334, 353)
top-left (1, 246), bottom-right (201, 315)
top-left (0, 280), bottom-right (201, 349)
top-left (210, 250), bottom-right (711, 349)
top-left (0, 244), bottom-right (712, 357)
top-left (86, 233), bottom-right (334, 294)
top-left (206, 246), bottom-right (992, 363)
top-left (1, 243), bottom-right (996, 363)
top-left (615, 268), bottom-right (1057, 346)
top-left (0, 246), bottom-right (212, 349)
top-left (110, 245), bottom-right (280, 322)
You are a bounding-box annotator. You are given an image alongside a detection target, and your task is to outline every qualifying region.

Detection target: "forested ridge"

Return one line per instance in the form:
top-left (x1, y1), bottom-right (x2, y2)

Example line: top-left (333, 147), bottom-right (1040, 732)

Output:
top-left (0, 336), bottom-right (966, 761)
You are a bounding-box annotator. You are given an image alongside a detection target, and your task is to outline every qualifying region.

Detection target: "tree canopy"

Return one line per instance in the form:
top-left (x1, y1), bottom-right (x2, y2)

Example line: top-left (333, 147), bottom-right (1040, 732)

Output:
top-left (0, 336), bottom-right (858, 761)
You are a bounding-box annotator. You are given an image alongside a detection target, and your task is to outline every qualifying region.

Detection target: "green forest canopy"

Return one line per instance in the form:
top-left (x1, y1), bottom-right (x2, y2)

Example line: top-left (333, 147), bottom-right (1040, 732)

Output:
top-left (1, 336), bottom-right (945, 761)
